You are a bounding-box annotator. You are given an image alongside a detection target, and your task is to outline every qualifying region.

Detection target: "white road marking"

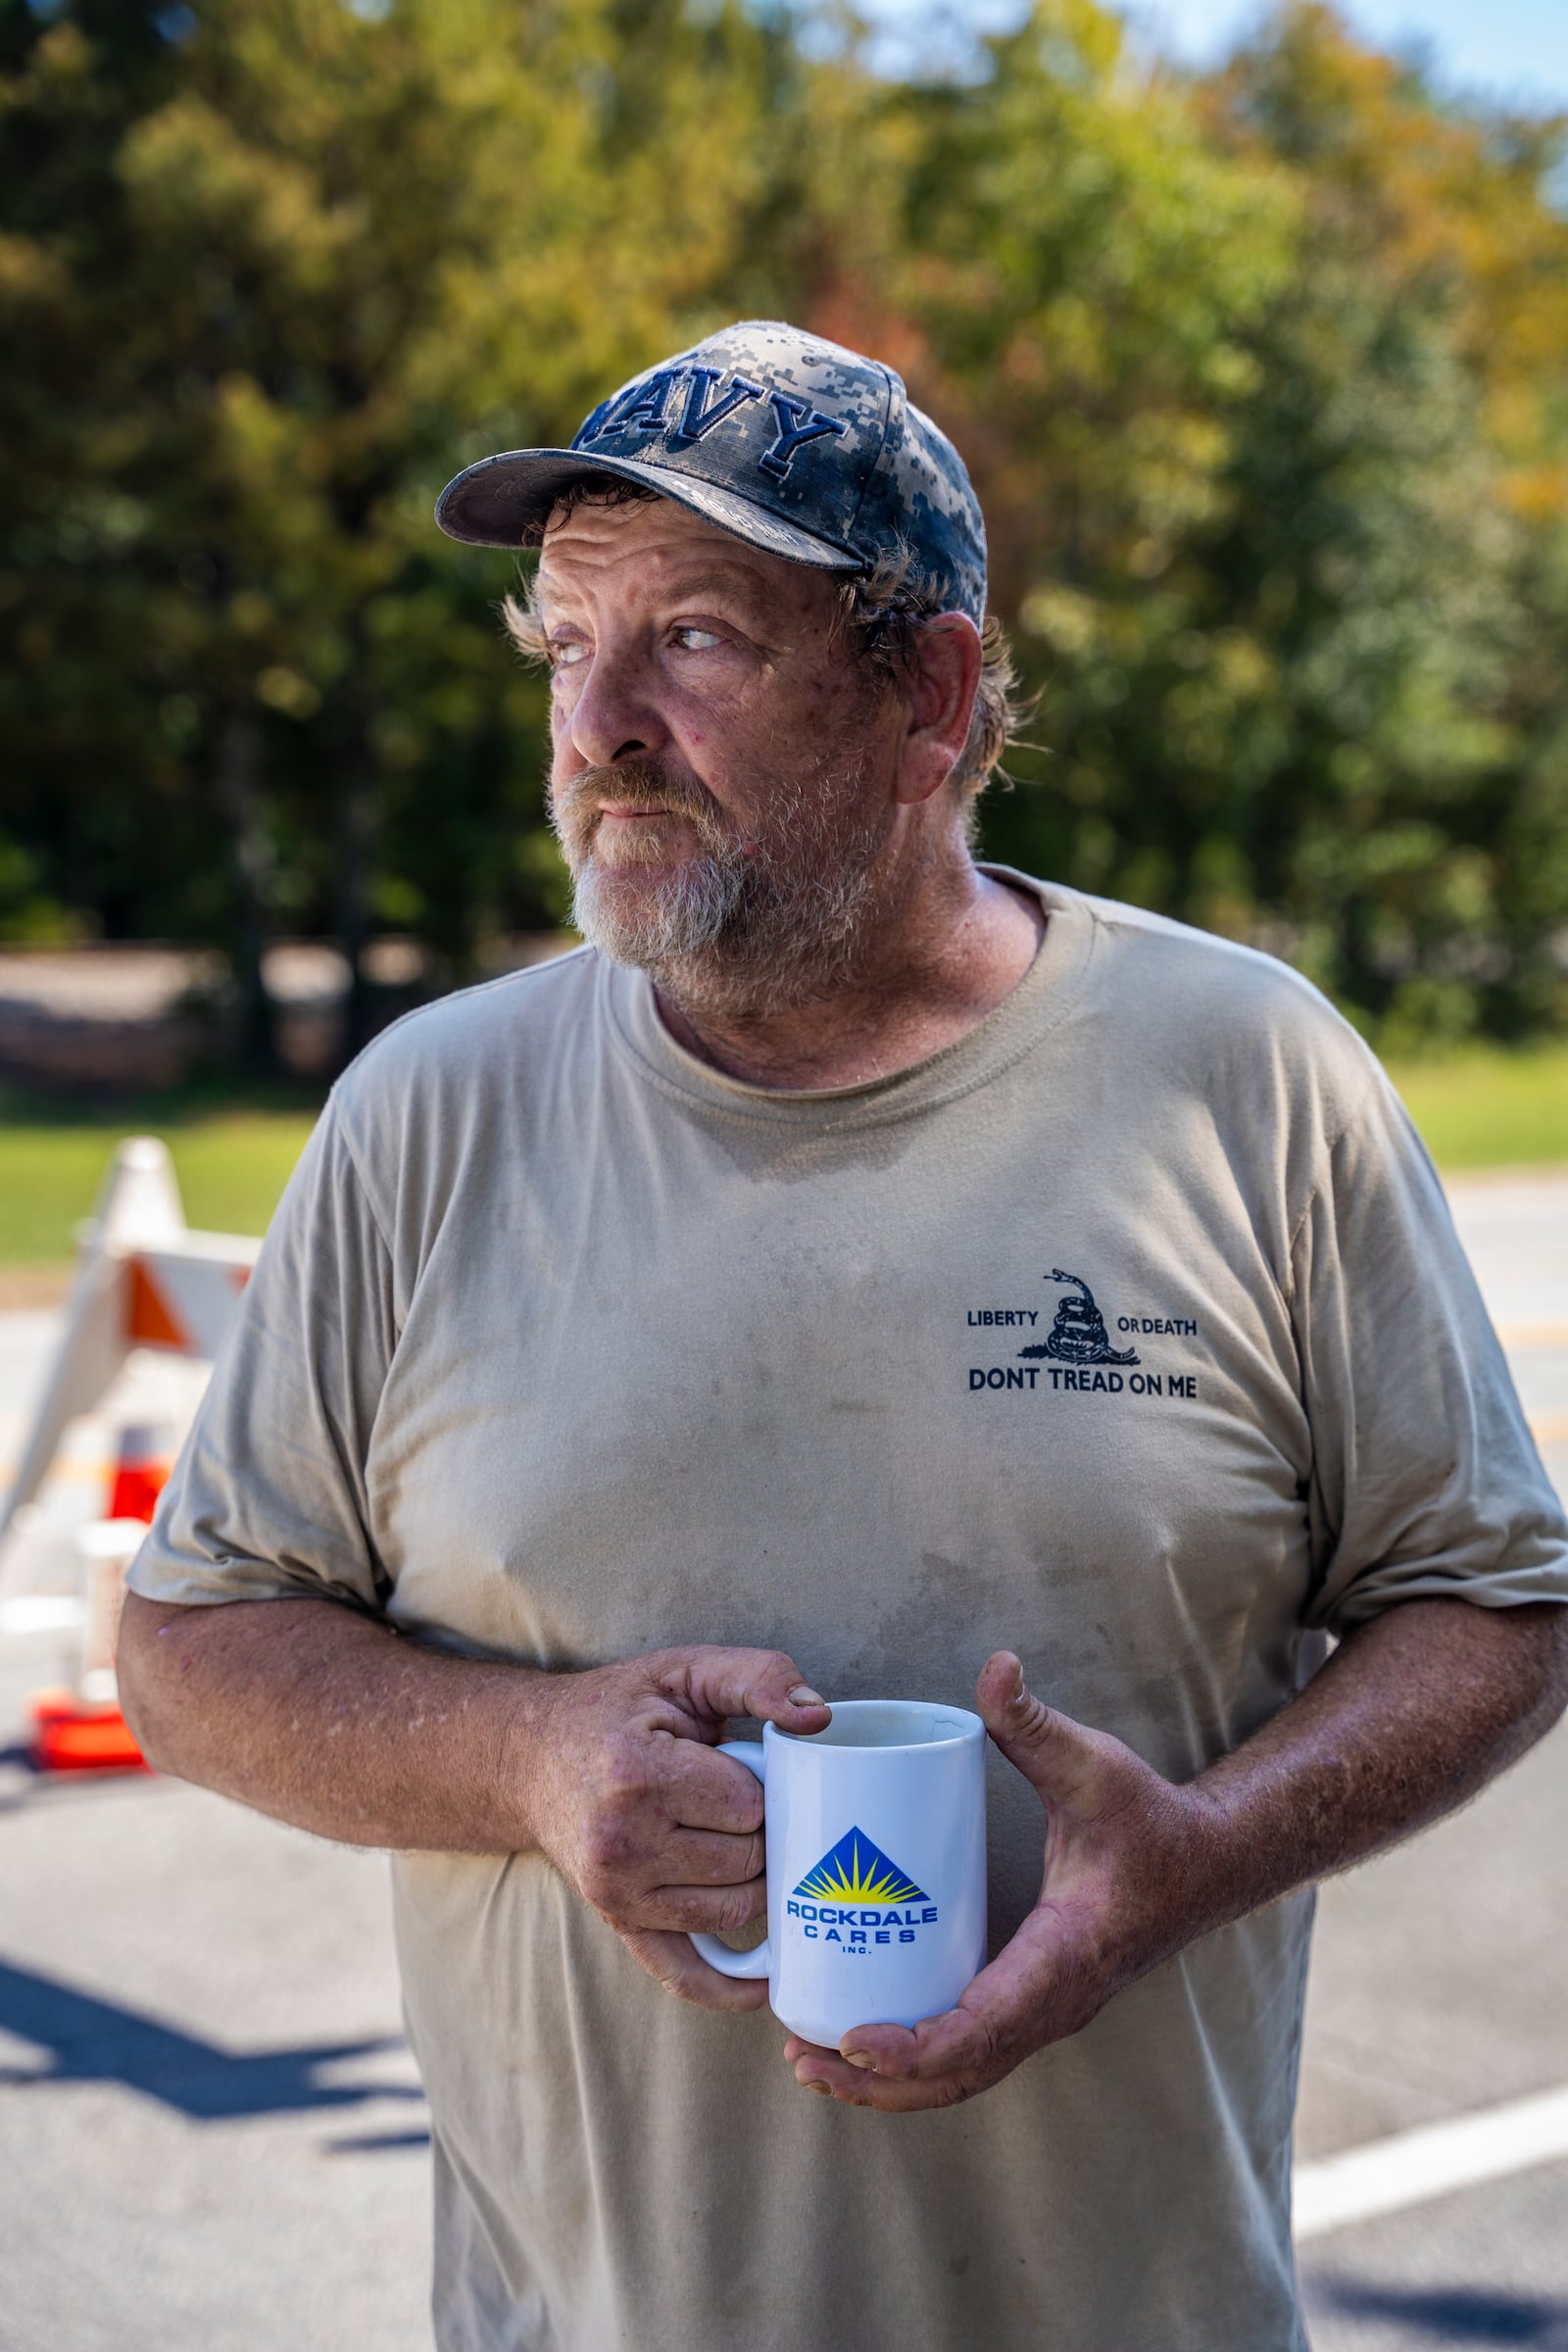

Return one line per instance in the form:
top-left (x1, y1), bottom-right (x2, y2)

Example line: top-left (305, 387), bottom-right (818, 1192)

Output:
top-left (1295, 2082), bottom-right (1568, 2239)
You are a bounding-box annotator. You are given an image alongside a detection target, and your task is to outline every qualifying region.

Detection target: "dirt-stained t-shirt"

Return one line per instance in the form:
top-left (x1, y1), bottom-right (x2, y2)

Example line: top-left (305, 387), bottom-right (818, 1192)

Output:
top-left (129, 875), bottom-right (1568, 2352)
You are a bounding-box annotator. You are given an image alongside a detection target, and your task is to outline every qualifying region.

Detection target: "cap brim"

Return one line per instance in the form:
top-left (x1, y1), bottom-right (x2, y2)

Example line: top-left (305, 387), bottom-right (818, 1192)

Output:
top-left (434, 449), bottom-right (862, 573)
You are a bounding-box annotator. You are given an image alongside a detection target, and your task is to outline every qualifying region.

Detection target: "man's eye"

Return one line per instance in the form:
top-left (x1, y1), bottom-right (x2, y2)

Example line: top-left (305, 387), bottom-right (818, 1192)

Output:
top-left (550, 639), bottom-right (588, 668)
top-left (671, 626), bottom-right (722, 652)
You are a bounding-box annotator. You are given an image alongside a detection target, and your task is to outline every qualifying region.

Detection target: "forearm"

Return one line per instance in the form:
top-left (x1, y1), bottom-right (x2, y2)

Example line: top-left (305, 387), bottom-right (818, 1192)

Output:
top-left (118, 1590), bottom-right (548, 1852)
top-left (1188, 1596), bottom-right (1568, 1930)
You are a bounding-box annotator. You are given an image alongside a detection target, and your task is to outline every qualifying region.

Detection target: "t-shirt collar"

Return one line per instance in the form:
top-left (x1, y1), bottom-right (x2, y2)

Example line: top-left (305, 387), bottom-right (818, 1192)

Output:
top-left (603, 866), bottom-right (1096, 1127)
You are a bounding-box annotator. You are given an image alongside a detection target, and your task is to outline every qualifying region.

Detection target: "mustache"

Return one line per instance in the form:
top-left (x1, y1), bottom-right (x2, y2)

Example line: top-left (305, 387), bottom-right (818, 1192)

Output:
top-left (550, 759), bottom-right (735, 846)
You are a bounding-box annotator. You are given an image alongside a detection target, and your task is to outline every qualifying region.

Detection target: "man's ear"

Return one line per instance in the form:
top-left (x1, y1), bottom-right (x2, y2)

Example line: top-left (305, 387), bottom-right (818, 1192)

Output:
top-left (895, 614), bottom-right (984, 807)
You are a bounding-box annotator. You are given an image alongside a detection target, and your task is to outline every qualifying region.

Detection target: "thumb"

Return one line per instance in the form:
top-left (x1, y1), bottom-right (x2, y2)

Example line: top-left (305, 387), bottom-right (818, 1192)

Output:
top-left (675, 1646), bottom-right (832, 1736)
top-left (975, 1651), bottom-right (1116, 1808)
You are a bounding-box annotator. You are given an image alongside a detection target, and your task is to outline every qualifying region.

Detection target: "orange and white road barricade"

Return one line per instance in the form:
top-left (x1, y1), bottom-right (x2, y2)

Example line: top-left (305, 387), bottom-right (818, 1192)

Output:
top-left (0, 1137), bottom-right (262, 1770)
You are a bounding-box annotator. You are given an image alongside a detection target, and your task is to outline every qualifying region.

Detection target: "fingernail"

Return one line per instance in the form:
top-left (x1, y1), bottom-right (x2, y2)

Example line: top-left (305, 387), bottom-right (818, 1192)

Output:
top-left (788, 1686), bottom-right (824, 1707)
top-left (802, 2079), bottom-right (831, 2097)
top-left (1012, 1673), bottom-right (1027, 1704)
top-left (843, 2051), bottom-right (877, 2072)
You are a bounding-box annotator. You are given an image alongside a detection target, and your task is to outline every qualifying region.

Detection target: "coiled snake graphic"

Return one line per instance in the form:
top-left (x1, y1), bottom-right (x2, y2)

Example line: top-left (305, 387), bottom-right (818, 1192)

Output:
top-left (1017, 1270), bottom-right (1140, 1367)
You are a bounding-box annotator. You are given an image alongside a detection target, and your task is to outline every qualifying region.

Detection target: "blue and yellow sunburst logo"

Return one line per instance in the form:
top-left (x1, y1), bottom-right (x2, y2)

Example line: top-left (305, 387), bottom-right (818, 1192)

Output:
top-left (792, 1828), bottom-right (929, 1907)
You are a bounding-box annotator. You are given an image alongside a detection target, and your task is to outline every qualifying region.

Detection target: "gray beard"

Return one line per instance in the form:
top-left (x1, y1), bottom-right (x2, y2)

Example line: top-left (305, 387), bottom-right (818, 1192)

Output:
top-left (558, 762), bottom-right (905, 1021)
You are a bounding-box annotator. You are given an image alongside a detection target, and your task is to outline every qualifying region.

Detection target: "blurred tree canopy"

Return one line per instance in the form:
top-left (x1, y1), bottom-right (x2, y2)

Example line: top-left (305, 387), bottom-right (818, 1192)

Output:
top-left (2, 0), bottom-right (1566, 1058)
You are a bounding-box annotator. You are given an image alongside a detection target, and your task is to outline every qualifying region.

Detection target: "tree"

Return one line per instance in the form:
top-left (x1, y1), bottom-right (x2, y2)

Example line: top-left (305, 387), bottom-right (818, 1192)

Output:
top-left (851, 0), bottom-right (1568, 1044)
top-left (3, 0), bottom-right (1566, 1057)
top-left (0, 0), bottom-right (796, 1054)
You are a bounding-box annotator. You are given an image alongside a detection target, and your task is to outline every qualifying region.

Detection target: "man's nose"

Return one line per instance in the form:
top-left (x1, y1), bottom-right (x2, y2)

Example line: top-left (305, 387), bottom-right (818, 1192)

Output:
top-left (564, 645), bottom-right (671, 770)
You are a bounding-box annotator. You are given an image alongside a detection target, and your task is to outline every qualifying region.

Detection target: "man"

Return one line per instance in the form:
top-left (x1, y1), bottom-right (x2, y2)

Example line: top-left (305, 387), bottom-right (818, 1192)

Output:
top-left (119, 320), bottom-right (1568, 2352)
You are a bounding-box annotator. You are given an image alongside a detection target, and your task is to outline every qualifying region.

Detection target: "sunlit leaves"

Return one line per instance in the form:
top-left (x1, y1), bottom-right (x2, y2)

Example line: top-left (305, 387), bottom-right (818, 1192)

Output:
top-left (1, 0), bottom-right (1565, 1042)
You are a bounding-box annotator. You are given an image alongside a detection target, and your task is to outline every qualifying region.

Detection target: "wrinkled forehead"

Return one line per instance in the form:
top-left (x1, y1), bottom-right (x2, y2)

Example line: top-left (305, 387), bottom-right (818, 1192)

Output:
top-left (536, 490), bottom-right (846, 623)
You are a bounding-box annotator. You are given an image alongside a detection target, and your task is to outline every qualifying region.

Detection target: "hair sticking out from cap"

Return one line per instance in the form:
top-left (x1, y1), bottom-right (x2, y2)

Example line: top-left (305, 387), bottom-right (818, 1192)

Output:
top-left (829, 543), bottom-right (1024, 810)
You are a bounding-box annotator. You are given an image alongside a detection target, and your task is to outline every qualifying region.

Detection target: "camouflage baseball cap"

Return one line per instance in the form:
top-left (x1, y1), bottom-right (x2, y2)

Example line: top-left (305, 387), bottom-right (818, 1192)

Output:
top-left (434, 318), bottom-right (987, 624)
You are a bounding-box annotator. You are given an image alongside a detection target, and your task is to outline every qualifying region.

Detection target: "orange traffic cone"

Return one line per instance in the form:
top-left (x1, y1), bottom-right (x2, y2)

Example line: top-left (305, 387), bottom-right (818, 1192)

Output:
top-left (107, 1419), bottom-right (176, 1527)
top-left (26, 1424), bottom-right (172, 1775)
top-left (28, 1683), bottom-right (150, 1773)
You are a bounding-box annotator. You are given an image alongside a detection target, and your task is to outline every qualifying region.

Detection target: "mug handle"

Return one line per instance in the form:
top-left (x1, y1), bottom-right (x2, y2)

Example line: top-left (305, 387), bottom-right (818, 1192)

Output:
top-left (687, 1740), bottom-right (771, 1981)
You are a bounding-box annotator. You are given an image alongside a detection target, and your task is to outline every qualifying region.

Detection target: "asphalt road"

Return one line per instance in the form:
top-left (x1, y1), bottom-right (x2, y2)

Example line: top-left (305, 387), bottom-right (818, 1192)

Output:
top-left (1, 1172), bottom-right (1565, 2352)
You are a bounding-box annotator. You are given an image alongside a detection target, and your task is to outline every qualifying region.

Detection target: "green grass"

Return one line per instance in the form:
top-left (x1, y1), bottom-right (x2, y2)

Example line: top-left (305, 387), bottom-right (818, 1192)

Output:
top-left (1385, 1042), bottom-right (1568, 1173)
top-left (0, 1085), bottom-right (323, 1269)
top-left (0, 1041), bottom-right (1564, 1273)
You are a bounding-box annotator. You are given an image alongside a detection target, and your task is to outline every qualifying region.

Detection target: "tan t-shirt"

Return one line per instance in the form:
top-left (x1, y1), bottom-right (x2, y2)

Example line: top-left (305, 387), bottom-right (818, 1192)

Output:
top-left (130, 877), bottom-right (1568, 2352)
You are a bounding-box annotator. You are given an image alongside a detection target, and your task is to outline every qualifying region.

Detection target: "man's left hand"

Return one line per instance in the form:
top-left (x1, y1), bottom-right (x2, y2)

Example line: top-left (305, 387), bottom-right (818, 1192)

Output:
top-left (789, 1602), bottom-right (1568, 2111)
top-left (785, 1650), bottom-right (1214, 2112)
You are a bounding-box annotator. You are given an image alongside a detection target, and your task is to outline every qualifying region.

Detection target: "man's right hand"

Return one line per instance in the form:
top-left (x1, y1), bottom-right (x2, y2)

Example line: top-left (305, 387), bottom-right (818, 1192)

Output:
top-left (119, 1597), bottom-right (826, 2011)
top-left (512, 1645), bottom-right (829, 2010)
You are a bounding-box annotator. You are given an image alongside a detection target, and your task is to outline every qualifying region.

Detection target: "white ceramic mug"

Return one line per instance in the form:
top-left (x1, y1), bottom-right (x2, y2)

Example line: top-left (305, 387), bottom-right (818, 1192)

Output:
top-left (689, 1698), bottom-right (988, 2047)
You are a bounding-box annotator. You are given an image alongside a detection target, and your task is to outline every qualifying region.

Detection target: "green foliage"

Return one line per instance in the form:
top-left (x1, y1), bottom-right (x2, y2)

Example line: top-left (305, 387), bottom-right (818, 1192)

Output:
top-left (0, 0), bottom-right (793, 1038)
top-left (2, 0), bottom-right (1567, 1056)
top-left (911, 2), bottom-right (1568, 1045)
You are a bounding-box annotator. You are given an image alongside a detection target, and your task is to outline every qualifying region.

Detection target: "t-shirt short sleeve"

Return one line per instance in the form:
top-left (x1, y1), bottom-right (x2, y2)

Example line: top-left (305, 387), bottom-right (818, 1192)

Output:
top-left (126, 1093), bottom-right (395, 1614)
top-left (1295, 1064), bottom-right (1568, 1632)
